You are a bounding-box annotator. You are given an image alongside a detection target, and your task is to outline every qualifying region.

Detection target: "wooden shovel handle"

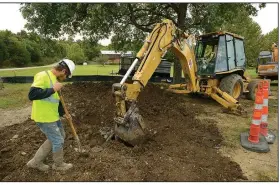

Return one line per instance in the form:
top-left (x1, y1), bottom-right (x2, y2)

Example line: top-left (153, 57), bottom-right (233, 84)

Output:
top-left (58, 91), bottom-right (78, 138)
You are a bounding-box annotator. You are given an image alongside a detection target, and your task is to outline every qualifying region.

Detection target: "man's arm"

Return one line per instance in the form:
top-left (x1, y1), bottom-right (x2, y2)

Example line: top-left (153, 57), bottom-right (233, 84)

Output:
top-left (28, 87), bottom-right (55, 100)
top-left (29, 72), bottom-right (62, 101)
top-left (29, 72), bottom-right (55, 101)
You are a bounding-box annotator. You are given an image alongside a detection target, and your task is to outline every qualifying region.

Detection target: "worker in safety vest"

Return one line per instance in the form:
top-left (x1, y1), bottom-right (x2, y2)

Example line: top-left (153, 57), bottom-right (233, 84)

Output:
top-left (27, 59), bottom-right (75, 171)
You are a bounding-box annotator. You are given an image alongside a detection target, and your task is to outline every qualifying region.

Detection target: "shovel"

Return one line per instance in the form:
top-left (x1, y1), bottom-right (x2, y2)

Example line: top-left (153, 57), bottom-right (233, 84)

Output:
top-left (58, 90), bottom-right (82, 153)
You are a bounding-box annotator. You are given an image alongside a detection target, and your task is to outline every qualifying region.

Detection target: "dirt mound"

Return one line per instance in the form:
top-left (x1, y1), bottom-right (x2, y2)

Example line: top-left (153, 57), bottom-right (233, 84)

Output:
top-left (0, 82), bottom-right (246, 181)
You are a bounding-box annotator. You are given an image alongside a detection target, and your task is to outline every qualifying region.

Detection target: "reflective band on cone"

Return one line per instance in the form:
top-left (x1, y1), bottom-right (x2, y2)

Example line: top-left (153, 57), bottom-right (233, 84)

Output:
top-left (260, 104), bottom-right (268, 136)
top-left (248, 108), bottom-right (262, 143)
top-left (248, 82), bottom-right (264, 144)
top-left (260, 80), bottom-right (269, 137)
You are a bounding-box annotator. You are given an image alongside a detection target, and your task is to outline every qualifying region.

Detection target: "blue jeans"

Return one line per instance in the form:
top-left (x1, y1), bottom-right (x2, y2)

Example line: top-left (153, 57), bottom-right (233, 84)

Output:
top-left (36, 120), bottom-right (66, 153)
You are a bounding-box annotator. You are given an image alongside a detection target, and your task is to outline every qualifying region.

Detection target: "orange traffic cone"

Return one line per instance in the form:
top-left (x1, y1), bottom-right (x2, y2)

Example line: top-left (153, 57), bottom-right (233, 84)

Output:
top-left (240, 81), bottom-right (269, 153)
top-left (260, 80), bottom-right (276, 144)
top-left (248, 82), bottom-right (264, 143)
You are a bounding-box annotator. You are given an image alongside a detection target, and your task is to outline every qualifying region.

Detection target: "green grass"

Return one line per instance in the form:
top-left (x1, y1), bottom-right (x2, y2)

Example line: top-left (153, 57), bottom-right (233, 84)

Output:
top-left (170, 64), bottom-right (184, 78)
top-left (0, 67), bottom-right (50, 77)
top-left (0, 83), bottom-right (31, 109)
top-left (0, 64), bottom-right (119, 77)
top-left (246, 68), bottom-right (258, 78)
top-left (0, 82), bottom-right (72, 109)
top-left (73, 65), bottom-right (119, 76)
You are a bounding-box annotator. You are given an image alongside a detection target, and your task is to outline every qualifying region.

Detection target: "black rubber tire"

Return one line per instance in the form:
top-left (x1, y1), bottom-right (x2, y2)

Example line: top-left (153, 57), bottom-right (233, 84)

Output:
top-left (219, 74), bottom-right (244, 100)
top-left (246, 80), bottom-right (259, 100)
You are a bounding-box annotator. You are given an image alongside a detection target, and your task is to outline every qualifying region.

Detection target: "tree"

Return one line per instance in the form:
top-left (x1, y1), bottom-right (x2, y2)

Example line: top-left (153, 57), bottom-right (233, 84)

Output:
top-left (66, 43), bottom-right (86, 63)
top-left (259, 28), bottom-right (279, 51)
top-left (0, 38), bottom-right (8, 66)
top-left (24, 39), bottom-right (41, 63)
top-left (217, 9), bottom-right (263, 67)
top-left (80, 40), bottom-right (101, 61)
top-left (0, 30), bottom-right (31, 67)
top-left (21, 3), bottom-right (265, 82)
top-left (7, 36), bottom-right (31, 67)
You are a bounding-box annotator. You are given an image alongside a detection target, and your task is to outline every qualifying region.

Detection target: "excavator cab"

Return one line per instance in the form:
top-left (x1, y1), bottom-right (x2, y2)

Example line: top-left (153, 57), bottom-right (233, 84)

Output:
top-left (196, 32), bottom-right (246, 77)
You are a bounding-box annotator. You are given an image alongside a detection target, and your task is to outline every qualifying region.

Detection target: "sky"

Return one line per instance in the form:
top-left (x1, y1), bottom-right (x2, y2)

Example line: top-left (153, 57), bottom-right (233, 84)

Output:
top-left (0, 3), bottom-right (278, 46)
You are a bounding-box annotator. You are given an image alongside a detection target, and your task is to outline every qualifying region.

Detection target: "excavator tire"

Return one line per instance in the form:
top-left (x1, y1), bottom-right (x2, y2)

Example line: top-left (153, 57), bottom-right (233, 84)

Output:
top-left (246, 80), bottom-right (259, 100)
top-left (219, 74), bottom-right (244, 100)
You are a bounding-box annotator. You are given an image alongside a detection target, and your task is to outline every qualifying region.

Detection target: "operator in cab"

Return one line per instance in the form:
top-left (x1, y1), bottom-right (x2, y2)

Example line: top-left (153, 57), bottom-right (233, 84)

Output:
top-left (26, 59), bottom-right (75, 172)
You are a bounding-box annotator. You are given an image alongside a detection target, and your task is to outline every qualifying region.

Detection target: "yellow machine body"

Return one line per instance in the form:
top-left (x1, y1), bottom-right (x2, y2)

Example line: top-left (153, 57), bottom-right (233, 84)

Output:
top-left (112, 19), bottom-right (253, 145)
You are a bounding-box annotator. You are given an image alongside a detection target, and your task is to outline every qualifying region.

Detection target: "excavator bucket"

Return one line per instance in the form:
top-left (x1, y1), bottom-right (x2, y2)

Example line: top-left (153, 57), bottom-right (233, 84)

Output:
top-left (114, 103), bottom-right (147, 146)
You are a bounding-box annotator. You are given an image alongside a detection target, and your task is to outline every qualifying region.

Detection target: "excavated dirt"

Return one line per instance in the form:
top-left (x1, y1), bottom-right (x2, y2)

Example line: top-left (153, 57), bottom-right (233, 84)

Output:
top-left (0, 82), bottom-right (247, 181)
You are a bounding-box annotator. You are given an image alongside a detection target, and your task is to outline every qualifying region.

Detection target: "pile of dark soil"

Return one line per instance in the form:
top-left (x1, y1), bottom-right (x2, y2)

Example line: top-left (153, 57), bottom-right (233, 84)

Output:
top-left (0, 82), bottom-right (246, 181)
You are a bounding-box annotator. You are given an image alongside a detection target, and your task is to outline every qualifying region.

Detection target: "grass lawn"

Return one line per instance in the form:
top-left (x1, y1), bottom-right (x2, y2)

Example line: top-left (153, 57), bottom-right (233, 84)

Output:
top-left (246, 68), bottom-right (258, 78)
top-left (0, 83), bottom-right (31, 109)
top-left (0, 64), bottom-right (120, 77)
top-left (73, 65), bottom-right (119, 76)
top-left (0, 67), bottom-right (50, 77)
top-left (0, 82), bottom-right (73, 110)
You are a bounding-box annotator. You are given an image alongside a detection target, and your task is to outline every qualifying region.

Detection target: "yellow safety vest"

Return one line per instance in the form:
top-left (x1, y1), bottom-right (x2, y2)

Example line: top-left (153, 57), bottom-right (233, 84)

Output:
top-left (31, 70), bottom-right (60, 123)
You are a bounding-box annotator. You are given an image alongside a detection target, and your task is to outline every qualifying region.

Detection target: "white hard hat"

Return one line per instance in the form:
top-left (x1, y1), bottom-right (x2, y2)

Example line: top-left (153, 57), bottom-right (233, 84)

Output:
top-left (59, 59), bottom-right (75, 78)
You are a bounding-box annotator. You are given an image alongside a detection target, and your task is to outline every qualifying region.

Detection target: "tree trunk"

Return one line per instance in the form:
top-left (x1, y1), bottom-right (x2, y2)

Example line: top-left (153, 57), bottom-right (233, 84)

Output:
top-left (173, 3), bottom-right (188, 84)
top-left (173, 61), bottom-right (182, 83)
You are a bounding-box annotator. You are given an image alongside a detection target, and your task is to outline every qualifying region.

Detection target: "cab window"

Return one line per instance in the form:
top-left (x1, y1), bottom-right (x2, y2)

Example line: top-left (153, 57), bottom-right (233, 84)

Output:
top-left (215, 35), bottom-right (228, 72)
top-left (235, 39), bottom-right (246, 67)
top-left (226, 35), bottom-right (235, 70)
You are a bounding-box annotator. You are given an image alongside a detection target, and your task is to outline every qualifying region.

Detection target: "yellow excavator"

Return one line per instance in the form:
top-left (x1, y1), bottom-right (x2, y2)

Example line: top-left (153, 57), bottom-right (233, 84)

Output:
top-left (112, 19), bottom-right (256, 146)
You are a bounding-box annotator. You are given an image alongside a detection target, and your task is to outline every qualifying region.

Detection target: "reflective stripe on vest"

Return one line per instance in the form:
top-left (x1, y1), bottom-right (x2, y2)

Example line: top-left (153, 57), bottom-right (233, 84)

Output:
top-left (40, 71), bottom-right (59, 104)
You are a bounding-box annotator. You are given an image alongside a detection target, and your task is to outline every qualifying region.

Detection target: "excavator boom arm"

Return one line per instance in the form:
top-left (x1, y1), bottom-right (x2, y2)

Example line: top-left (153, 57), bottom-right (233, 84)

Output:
top-left (122, 19), bottom-right (198, 101)
top-left (112, 19), bottom-right (198, 145)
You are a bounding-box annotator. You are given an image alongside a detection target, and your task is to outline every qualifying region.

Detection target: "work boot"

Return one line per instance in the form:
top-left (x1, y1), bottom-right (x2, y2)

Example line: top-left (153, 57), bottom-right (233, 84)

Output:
top-left (27, 140), bottom-right (52, 171)
top-left (52, 149), bottom-right (73, 171)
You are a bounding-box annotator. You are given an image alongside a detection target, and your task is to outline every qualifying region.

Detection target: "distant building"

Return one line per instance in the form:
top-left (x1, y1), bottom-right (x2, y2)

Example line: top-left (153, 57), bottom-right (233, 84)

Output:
top-left (100, 50), bottom-right (133, 63)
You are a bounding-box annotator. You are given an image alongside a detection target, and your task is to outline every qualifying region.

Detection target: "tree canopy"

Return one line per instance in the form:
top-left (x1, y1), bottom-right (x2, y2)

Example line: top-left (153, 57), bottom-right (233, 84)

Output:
top-left (0, 30), bottom-right (105, 67)
top-left (259, 28), bottom-right (279, 52)
top-left (19, 3), bottom-right (271, 78)
top-left (21, 3), bottom-right (265, 39)
top-left (217, 9), bottom-right (263, 67)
